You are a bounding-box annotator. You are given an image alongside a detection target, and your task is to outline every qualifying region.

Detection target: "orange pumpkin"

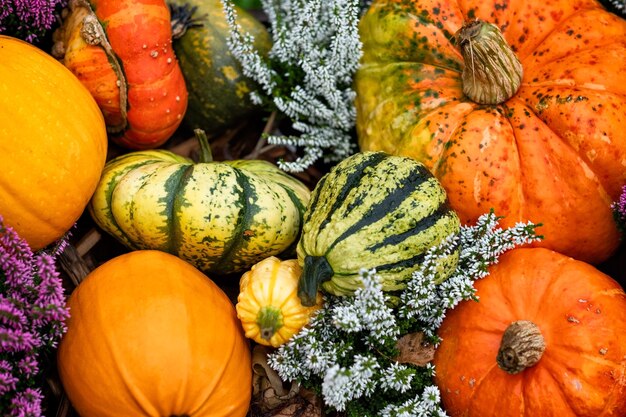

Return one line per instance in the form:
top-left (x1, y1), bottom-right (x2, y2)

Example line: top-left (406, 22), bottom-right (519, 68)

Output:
top-left (0, 35), bottom-right (107, 250)
top-left (355, 0), bottom-right (626, 264)
top-left (57, 250), bottom-right (252, 417)
top-left (433, 248), bottom-right (626, 416)
top-left (52, 0), bottom-right (188, 149)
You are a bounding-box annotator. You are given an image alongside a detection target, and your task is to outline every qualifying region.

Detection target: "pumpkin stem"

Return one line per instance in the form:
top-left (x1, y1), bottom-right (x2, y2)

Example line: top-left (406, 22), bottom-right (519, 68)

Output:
top-left (298, 256), bottom-right (333, 307)
top-left (169, 3), bottom-right (205, 40)
top-left (454, 19), bottom-right (523, 105)
top-left (496, 320), bottom-right (545, 374)
top-left (193, 129), bottom-right (214, 163)
top-left (256, 306), bottom-right (284, 341)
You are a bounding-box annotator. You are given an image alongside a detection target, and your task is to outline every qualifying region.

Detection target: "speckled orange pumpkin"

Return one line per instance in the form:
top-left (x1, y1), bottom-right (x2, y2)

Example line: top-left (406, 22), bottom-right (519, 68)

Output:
top-left (356, 0), bottom-right (626, 264)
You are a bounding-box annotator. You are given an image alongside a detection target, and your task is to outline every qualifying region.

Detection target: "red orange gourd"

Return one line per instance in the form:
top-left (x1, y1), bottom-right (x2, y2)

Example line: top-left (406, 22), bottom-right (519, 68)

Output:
top-left (53, 0), bottom-right (188, 149)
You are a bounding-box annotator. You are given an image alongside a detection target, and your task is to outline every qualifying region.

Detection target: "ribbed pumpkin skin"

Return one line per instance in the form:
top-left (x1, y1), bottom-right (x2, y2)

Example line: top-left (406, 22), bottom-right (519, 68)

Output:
top-left (297, 151), bottom-right (460, 298)
top-left (53, 0), bottom-right (188, 149)
top-left (236, 257), bottom-right (322, 347)
top-left (57, 250), bottom-right (251, 417)
top-left (0, 35), bottom-right (107, 250)
top-left (433, 248), bottom-right (626, 416)
top-left (172, 0), bottom-right (271, 133)
top-left (89, 149), bottom-right (310, 275)
top-left (355, 0), bottom-right (626, 264)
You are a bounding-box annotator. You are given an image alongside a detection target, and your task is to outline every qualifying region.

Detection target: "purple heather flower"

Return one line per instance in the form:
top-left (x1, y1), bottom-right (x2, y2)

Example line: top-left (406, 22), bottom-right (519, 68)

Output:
top-left (9, 388), bottom-right (43, 417)
top-left (0, 0), bottom-right (68, 44)
top-left (612, 184), bottom-right (626, 234)
top-left (0, 216), bottom-right (69, 417)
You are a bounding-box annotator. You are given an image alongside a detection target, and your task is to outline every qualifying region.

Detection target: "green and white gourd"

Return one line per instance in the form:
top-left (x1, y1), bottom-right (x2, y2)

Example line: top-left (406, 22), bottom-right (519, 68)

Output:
top-left (89, 130), bottom-right (310, 275)
top-left (297, 151), bottom-right (461, 306)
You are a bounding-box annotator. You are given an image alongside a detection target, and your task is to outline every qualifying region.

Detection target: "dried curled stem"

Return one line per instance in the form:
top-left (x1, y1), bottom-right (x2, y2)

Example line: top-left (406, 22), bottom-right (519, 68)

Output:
top-left (496, 320), bottom-right (546, 374)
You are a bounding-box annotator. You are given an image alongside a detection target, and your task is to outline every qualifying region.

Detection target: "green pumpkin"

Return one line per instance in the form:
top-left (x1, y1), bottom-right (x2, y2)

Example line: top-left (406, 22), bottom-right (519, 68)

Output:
top-left (297, 151), bottom-right (460, 306)
top-left (89, 130), bottom-right (310, 275)
top-left (170, 0), bottom-right (271, 133)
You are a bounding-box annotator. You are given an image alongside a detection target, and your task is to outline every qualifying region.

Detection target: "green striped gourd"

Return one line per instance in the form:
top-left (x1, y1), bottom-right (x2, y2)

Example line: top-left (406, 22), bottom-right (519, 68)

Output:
top-left (170, 0), bottom-right (271, 133)
top-left (297, 151), bottom-right (460, 306)
top-left (89, 130), bottom-right (310, 275)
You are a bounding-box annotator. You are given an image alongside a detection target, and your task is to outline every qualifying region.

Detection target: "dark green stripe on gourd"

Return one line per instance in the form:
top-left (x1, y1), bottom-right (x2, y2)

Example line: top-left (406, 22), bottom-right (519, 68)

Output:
top-left (210, 167), bottom-right (260, 273)
top-left (165, 164), bottom-right (194, 255)
top-left (297, 151), bottom-right (460, 306)
top-left (169, 0), bottom-right (272, 133)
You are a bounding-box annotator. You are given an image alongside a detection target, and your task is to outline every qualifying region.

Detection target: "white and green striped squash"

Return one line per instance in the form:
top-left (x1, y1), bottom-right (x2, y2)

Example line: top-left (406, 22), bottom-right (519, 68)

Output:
top-left (89, 130), bottom-right (310, 275)
top-left (297, 151), bottom-right (460, 305)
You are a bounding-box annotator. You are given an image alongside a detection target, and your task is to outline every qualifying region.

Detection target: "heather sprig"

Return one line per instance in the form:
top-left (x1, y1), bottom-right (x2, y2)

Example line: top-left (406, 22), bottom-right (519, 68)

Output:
top-left (221, 0), bottom-right (362, 172)
top-left (0, 0), bottom-right (68, 44)
top-left (0, 216), bottom-right (69, 417)
top-left (268, 211), bottom-right (541, 416)
top-left (612, 184), bottom-right (626, 234)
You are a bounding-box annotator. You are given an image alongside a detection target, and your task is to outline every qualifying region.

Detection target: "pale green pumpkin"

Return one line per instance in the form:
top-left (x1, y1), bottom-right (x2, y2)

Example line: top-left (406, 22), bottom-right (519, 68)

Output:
top-left (89, 130), bottom-right (310, 275)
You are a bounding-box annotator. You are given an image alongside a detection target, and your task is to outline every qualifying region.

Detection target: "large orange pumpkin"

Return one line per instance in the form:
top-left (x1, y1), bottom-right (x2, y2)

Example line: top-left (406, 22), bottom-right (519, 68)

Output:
top-left (0, 35), bottom-right (107, 250)
top-left (57, 250), bottom-right (252, 417)
top-left (433, 248), bottom-right (626, 416)
top-left (52, 0), bottom-right (188, 149)
top-left (355, 0), bottom-right (626, 264)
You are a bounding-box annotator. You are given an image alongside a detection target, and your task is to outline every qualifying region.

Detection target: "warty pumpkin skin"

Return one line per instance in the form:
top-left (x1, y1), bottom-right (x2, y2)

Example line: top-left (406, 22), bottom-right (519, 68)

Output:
top-left (88, 130), bottom-right (311, 275)
top-left (170, 0), bottom-right (271, 134)
top-left (52, 0), bottom-right (188, 149)
top-left (433, 248), bottom-right (626, 417)
top-left (355, 0), bottom-right (626, 264)
top-left (57, 250), bottom-right (252, 417)
top-left (0, 35), bottom-right (108, 250)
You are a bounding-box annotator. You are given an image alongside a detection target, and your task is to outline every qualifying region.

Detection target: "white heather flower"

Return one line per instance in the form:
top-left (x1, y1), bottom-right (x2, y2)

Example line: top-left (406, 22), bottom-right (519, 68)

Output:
top-left (221, 0), bottom-right (362, 172)
top-left (380, 362), bottom-right (415, 393)
top-left (331, 269), bottom-right (399, 346)
top-left (379, 387), bottom-right (448, 417)
top-left (322, 354), bottom-right (380, 411)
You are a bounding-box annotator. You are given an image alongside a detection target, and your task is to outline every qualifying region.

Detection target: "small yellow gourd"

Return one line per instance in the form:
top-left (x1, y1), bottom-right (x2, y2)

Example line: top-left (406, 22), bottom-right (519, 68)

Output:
top-left (236, 256), bottom-right (322, 347)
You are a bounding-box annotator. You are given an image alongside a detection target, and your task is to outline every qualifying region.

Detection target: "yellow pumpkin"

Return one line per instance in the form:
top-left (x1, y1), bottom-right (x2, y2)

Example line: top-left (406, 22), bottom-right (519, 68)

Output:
top-left (0, 35), bottom-right (108, 250)
top-left (57, 250), bottom-right (252, 417)
top-left (236, 256), bottom-right (323, 347)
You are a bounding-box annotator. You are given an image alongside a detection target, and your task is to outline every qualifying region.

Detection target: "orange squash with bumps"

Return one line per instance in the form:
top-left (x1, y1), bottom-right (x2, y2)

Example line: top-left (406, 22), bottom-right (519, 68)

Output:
top-left (53, 0), bottom-right (188, 149)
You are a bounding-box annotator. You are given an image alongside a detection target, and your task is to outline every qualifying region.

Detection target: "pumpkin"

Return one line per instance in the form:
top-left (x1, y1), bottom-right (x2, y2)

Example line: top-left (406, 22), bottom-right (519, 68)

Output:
top-left (0, 35), bottom-right (107, 250)
top-left (236, 256), bottom-right (322, 347)
top-left (170, 0), bottom-right (271, 133)
top-left (355, 0), bottom-right (626, 264)
top-left (57, 250), bottom-right (251, 417)
top-left (89, 129), bottom-right (310, 275)
top-left (433, 248), bottom-right (626, 416)
top-left (296, 151), bottom-right (460, 306)
top-left (52, 0), bottom-right (188, 149)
